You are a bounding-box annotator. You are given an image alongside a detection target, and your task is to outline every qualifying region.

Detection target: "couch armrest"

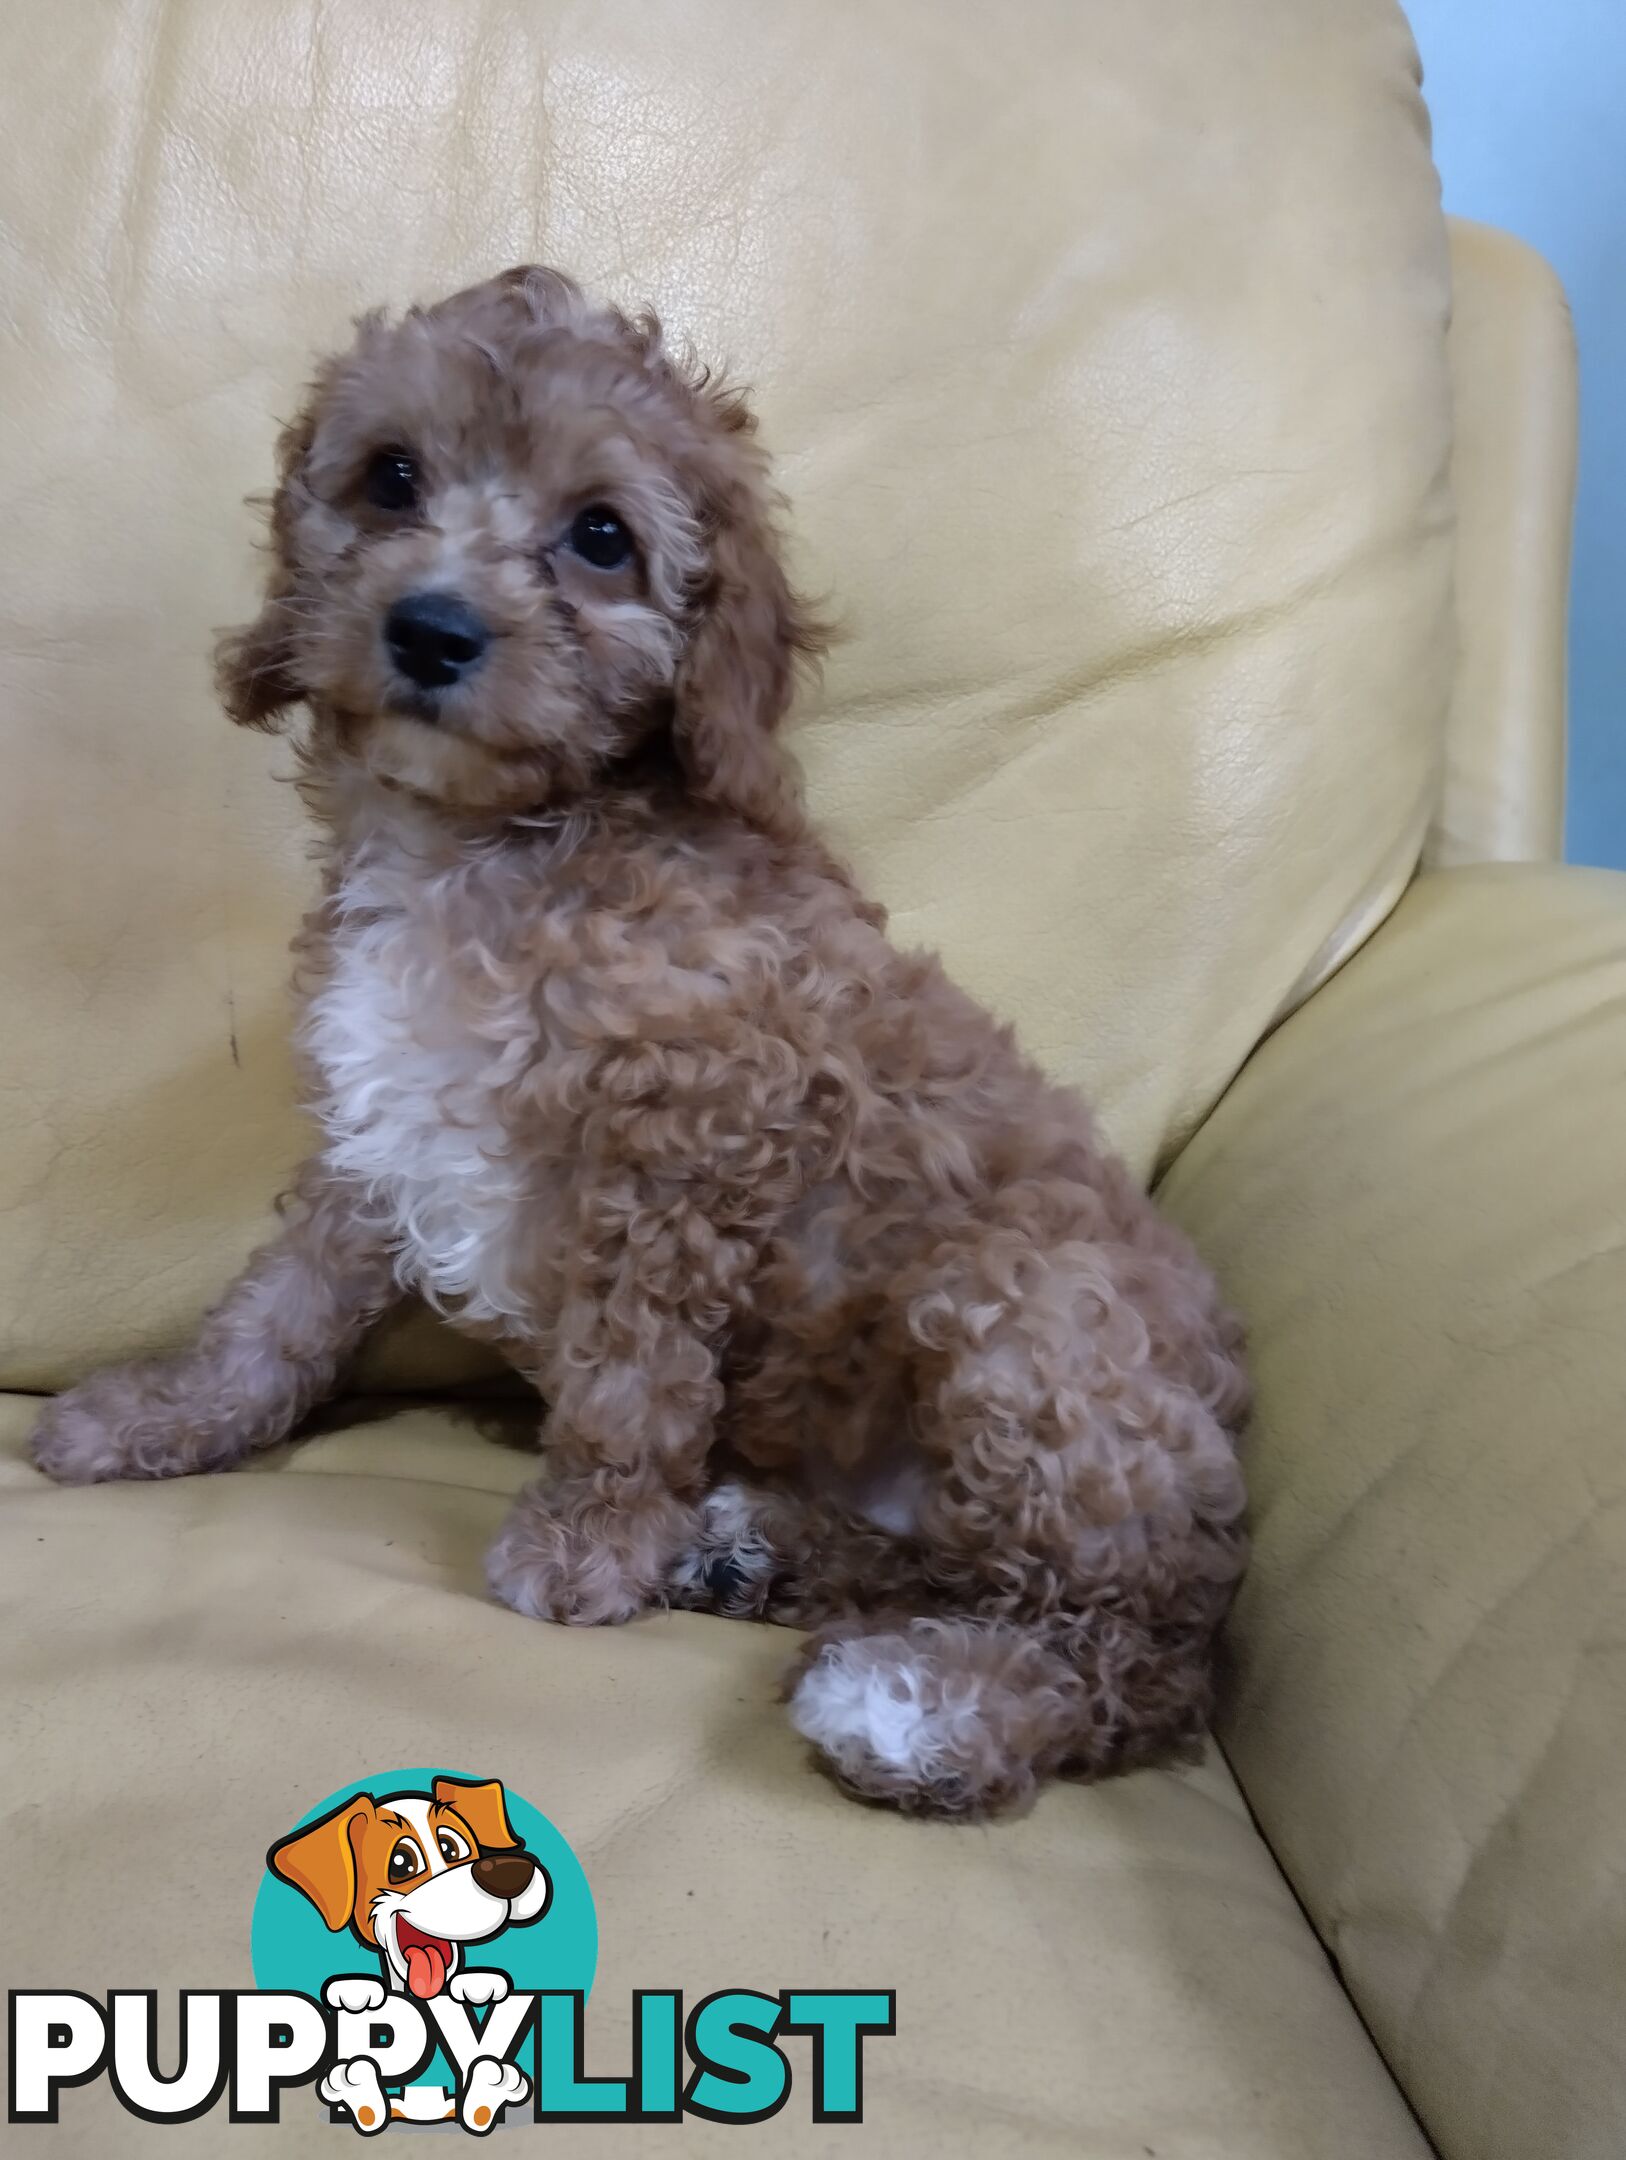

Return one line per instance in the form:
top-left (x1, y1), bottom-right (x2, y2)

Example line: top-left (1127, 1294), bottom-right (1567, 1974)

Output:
top-left (1433, 222), bottom-right (1576, 869)
top-left (1160, 863), bottom-right (1626, 2160)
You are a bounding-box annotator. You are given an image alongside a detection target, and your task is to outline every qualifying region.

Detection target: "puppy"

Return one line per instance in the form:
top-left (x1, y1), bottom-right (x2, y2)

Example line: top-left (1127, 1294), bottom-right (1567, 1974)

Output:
top-left (269, 1776), bottom-right (544, 2131)
top-left (31, 267), bottom-right (1249, 1818)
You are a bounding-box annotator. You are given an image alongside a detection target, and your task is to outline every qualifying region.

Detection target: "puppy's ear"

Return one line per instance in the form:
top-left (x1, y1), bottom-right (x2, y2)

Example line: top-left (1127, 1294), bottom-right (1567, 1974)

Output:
top-left (433, 1776), bottom-right (519, 1852)
top-left (214, 406), bottom-right (316, 731)
top-left (214, 598), bottom-right (302, 731)
top-left (267, 1794), bottom-right (373, 1931)
top-left (671, 432), bottom-right (825, 839)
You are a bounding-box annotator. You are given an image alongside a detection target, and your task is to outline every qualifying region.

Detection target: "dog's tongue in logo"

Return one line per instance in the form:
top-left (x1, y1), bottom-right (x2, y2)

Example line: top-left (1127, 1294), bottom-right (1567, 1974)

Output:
top-left (397, 1919), bottom-right (452, 2000)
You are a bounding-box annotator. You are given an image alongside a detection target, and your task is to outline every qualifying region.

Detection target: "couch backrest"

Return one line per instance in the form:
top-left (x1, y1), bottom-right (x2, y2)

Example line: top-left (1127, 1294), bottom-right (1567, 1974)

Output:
top-left (0, 0), bottom-right (1452, 1391)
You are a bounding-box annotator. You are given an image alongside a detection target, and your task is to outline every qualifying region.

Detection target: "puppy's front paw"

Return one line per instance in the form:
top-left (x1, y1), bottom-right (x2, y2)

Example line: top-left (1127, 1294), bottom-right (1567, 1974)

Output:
top-left (324, 1976), bottom-right (388, 2014)
top-left (28, 1368), bottom-right (183, 1485)
top-left (449, 1968), bottom-right (509, 2007)
top-left (29, 1357), bottom-right (285, 1484)
top-left (485, 1482), bottom-right (684, 1627)
top-left (667, 1481), bottom-right (781, 1616)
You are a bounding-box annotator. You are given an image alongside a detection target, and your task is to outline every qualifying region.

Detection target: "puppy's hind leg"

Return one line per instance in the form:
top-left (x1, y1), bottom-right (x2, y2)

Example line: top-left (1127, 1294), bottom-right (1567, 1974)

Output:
top-left (786, 1243), bottom-right (1245, 1816)
top-left (783, 1604), bottom-right (1217, 1819)
top-left (30, 1160), bottom-right (400, 1484)
top-left (783, 1614), bottom-right (1082, 1817)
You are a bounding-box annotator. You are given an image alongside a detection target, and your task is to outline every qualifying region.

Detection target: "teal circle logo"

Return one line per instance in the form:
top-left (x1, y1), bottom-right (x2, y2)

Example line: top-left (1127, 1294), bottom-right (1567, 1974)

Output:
top-left (251, 1765), bottom-right (595, 2002)
top-left (12, 1759), bottom-right (896, 2133)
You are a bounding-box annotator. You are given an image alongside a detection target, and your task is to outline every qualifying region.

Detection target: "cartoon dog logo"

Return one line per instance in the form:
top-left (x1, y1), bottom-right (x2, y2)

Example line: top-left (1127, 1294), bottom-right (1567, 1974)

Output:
top-left (268, 1775), bottom-right (550, 2130)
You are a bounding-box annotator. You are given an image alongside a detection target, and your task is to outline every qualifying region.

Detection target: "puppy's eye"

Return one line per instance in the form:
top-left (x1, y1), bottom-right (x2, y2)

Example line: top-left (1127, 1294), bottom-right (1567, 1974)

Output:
top-left (436, 1830), bottom-right (469, 1864)
top-left (387, 1838), bottom-right (422, 1883)
top-left (364, 448), bottom-right (420, 513)
top-left (568, 503), bottom-right (635, 570)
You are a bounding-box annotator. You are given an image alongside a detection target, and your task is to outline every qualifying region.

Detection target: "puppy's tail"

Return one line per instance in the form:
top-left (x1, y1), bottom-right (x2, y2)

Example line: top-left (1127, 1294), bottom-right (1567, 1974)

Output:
top-left (783, 1608), bottom-right (1213, 1819)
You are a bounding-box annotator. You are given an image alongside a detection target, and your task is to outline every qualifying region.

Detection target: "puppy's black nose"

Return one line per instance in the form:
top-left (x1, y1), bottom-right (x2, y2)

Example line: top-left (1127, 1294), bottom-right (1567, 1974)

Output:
top-left (472, 1851), bottom-right (537, 1900)
top-left (384, 590), bottom-right (490, 691)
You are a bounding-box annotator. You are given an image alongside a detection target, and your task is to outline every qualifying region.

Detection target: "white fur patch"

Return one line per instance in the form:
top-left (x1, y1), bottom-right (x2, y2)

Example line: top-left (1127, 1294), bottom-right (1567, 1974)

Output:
top-left (304, 858), bottom-right (544, 1328)
top-left (789, 1641), bottom-right (983, 1780)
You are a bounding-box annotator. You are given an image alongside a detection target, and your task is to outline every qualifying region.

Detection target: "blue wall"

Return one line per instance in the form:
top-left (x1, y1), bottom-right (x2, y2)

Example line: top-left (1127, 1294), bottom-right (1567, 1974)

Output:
top-left (1406, 1), bottom-right (1626, 868)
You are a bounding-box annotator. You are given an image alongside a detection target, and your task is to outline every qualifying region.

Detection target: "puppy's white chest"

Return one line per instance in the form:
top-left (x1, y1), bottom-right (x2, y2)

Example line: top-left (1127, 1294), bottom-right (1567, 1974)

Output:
top-left (304, 900), bottom-right (544, 1327)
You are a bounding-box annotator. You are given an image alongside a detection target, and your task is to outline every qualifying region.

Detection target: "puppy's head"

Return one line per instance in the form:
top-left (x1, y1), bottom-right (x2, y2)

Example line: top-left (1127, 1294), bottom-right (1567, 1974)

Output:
top-left (267, 1777), bottom-right (551, 1998)
top-left (218, 266), bottom-right (822, 828)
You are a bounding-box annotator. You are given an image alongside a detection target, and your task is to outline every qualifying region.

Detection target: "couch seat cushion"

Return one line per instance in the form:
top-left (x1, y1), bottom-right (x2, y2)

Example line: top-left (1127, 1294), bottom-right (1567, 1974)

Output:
top-left (1, 1396), bottom-right (1427, 2156)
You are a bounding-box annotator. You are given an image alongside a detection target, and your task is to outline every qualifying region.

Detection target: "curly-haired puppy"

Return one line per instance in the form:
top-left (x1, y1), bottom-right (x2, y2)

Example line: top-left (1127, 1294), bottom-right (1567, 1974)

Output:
top-left (31, 267), bottom-right (1249, 1818)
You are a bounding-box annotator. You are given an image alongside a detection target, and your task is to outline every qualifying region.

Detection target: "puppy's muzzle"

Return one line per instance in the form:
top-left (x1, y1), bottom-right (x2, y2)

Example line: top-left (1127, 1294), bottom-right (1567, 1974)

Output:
top-left (472, 1850), bottom-right (540, 1899)
top-left (385, 589), bottom-right (491, 694)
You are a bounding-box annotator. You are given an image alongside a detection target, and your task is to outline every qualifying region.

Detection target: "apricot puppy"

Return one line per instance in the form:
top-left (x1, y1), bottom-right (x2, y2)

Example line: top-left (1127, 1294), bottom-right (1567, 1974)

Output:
top-left (31, 268), bottom-right (1248, 1818)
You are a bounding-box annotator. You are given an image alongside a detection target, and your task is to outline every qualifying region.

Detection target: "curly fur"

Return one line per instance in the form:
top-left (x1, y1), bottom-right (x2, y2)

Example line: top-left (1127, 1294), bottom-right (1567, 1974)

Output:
top-left (31, 266), bottom-right (1249, 1818)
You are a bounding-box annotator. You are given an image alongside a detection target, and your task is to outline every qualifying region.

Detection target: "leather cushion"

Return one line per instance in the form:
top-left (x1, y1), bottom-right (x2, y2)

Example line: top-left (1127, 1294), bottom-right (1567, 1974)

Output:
top-left (0, 1395), bottom-right (1430, 2157)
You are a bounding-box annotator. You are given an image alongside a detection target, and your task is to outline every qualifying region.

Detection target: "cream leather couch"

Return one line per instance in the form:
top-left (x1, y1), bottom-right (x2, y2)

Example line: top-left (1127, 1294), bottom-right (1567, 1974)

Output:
top-left (2, 3), bottom-right (1616, 2155)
